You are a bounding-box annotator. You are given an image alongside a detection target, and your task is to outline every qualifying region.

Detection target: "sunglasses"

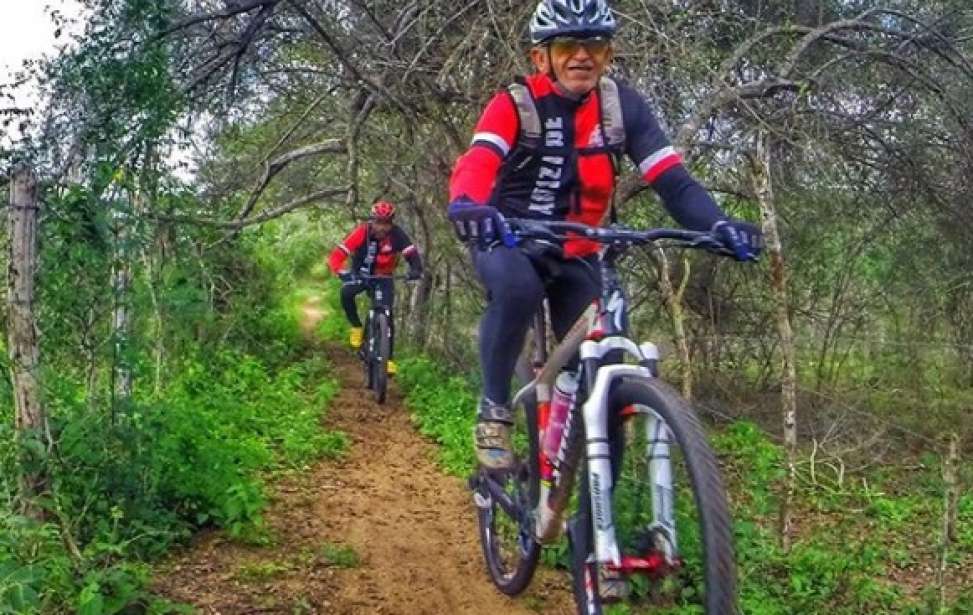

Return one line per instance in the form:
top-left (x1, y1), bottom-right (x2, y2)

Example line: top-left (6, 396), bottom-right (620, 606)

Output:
top-left (546, 36), bottom-right (613, 59)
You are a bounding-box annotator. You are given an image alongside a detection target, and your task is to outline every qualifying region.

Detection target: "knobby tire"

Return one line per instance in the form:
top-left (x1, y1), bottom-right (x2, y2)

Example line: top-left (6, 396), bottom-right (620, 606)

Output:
top-left (373, 313), bottom-right (389, 404)
top-left (570, 377), bottom-right (736, 615)
top-left (475, 359), bottom-right (542, 595)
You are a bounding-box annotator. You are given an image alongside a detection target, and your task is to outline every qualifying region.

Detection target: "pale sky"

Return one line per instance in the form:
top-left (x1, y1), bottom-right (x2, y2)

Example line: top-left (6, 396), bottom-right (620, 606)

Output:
top-left (0, 1), bottom-right (83, 76)
top-left (1, 0), bottom-right (85, 143)
top-left (0, 1), bottom-right (196, 178)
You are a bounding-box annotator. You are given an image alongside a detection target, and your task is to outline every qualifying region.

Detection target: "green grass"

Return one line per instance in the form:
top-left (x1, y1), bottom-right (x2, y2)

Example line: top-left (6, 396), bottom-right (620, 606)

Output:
top-left (319, 543), bottom-right (361, 569)
top-left (396, 355), bottom-right (479, 476)
top-left (234, 560), bottom-right (292, 583)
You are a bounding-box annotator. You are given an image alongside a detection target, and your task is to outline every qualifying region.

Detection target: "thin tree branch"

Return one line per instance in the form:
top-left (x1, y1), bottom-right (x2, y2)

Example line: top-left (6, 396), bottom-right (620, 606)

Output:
top-left (157, 186), bottom-right (349, 229)
top-left (157, 0), bottom-right (280, 39)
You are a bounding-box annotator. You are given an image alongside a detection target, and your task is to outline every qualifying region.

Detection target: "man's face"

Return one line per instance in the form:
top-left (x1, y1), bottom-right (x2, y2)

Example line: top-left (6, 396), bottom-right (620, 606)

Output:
top-left (531, 36), bottom-right (613, 96)
top-left (371, 220), bottom-right (393, 238)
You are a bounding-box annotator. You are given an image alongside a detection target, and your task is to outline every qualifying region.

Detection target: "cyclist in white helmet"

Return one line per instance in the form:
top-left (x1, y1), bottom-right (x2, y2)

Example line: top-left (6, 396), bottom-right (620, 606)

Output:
top-left (448, 0), bottom-right (761, 482)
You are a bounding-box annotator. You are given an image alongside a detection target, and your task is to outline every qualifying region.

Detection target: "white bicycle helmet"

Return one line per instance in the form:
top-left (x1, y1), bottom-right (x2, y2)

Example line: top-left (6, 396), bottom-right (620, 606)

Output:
top-left (529, 0), bottom-right (617, 44)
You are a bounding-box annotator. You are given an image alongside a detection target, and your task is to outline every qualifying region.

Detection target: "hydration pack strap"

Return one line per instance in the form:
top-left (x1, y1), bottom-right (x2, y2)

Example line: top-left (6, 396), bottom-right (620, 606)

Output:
top-left (507, 77), bottom-right (627, 221)
top-left (507, 81), bottom-right (542, 149)
top-left (598, 77), bottom-right (626, 149)
top-left (598, 78), bottom-right (626, 223)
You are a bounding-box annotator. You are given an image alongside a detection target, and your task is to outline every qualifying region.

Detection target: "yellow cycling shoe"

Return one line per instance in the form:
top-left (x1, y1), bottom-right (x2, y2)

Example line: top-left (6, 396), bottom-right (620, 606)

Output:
top-left (386, 360), bottom-right (397, 375)
top-left (349, 327), bottom-right (363, 349)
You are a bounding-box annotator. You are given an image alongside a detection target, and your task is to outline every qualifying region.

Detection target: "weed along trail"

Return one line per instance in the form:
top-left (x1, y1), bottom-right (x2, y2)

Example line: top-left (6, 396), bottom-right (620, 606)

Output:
top-left (153, 292), bottom-right (571, 614)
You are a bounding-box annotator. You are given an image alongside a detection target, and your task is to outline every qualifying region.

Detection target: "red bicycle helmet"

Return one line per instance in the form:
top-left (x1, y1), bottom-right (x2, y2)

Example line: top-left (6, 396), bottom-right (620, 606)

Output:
top-left (371, 200), bottom-right (396, 220)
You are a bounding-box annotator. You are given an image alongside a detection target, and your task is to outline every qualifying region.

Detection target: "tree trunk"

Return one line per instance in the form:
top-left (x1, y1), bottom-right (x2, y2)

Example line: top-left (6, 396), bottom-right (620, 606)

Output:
top-left (112, 195), bottom-right (134, 410)
top-left (444, 261), bottom-right (452, 350)
top-left (939, 433), bottom-right (960, 611)
top-left (655, 247), bottom-right (694, 400)
top-left (749, 134), bottom-right (799, 550)
top-left (7, 166), bottom-right (49, 521)
top-left (142, 241), bottom-right (165, 396)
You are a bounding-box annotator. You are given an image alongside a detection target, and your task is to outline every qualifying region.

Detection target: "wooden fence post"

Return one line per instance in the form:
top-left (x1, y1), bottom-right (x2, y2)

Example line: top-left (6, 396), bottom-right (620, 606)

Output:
top-left (7, 165), bottom-right (49, 520)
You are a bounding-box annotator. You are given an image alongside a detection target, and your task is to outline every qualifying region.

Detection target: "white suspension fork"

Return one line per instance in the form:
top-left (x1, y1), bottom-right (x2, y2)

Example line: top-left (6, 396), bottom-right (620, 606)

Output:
top-left (646, 411), bottom-right (678, 561)
top-left (579, 338), bottom-right (659, 566)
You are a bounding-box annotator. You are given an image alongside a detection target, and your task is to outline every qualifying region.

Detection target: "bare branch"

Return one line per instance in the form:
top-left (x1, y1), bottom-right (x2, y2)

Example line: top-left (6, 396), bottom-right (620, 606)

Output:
top-left (285, 0), bottom-right (414, 116)
top-left (158, 0), bottom-right (280, 39)
top-left (235, 138), bottom-right (345, 223)
top-left (158, 186), bottom-right (349, 230)
top-left (258, 92), bottom-right (332, 167)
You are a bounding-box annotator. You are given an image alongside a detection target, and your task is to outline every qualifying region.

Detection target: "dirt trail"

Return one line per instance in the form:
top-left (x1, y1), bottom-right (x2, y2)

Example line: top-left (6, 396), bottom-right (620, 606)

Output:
top-left (153, 293), bottom-right (571, 614)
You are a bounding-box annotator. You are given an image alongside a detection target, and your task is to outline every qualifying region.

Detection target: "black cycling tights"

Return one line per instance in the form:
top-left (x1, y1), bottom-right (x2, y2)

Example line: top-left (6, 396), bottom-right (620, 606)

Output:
top-left (341, 278), bottom-right (396, 356)
top-left (473, 245), bottom-right (601, 405)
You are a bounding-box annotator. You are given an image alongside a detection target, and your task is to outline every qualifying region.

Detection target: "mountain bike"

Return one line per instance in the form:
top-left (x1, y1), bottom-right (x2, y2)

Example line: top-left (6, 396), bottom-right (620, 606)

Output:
top-left (469, 219), bottom-right (738, 614)
top-left (354, 274), bottom-right (404, 405)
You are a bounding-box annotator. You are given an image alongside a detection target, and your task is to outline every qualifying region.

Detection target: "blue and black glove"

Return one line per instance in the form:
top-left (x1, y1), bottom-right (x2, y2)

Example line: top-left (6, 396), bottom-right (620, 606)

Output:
top-left (712, 219), bottom-right (764, 262)
top-left (447, 198), bottom-right (515, 249)
top-left (338, 271), bottom-right (357, 285)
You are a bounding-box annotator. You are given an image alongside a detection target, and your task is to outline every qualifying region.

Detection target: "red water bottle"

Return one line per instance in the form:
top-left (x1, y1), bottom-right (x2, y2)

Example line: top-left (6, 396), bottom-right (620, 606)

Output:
top-left (542, 371), bottom-right (578, 462)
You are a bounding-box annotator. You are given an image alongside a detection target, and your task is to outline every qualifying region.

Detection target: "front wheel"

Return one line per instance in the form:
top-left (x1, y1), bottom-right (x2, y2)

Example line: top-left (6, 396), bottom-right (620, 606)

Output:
top-left (372, 312), bottom-right (390, 404)
top-left (570, 378), bottom-right (736, 615)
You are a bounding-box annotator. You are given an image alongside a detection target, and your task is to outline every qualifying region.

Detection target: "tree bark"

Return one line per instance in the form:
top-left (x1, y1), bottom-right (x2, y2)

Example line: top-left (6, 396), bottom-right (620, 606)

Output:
top-left (112, 194), bottom-right (135, 409)
top-left (749, 134), bottom-right (799, 550)
top-left (7, 166), bottom-right (49, 521)
top-left (655, 247), bottom-right (694, 400)
top-left (939, 433), bottom-right (960, 610)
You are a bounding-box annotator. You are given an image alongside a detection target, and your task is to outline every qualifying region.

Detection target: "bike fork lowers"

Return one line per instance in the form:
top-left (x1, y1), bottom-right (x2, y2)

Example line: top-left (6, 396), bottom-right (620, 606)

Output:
top-left (577, 337), bottom-right (670, 567)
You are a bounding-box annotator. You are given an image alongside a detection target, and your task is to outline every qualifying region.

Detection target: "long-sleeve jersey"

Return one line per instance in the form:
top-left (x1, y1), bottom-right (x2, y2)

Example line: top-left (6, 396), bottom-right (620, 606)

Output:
top-left (328, 223), bottom-right (421, 277)
top-left (449, 73), bottom-right (725, 257)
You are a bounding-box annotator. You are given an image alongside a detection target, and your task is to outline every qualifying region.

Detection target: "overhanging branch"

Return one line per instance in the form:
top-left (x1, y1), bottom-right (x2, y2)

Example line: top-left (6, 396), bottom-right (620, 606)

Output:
top-left (235, 138), bottom-right (345, 223)
top-left (157, 186), bottom-right (348, 229)
top-left (158, 0), bottom-right (281, 39)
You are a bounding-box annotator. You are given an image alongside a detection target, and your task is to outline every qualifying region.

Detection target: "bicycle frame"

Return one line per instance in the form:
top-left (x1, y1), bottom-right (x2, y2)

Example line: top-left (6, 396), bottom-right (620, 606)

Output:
top-left (358, 276), bottom-right (393, 358)
top-left (511, 247), bottom-right (677, 568)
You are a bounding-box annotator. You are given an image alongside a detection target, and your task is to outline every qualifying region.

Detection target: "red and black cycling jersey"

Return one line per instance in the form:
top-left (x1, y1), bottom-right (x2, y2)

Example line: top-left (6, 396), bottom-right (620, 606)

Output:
top-left (449, 73), bottom-right (724, 257)
top-left (328, 224), bottom-right (419, 277)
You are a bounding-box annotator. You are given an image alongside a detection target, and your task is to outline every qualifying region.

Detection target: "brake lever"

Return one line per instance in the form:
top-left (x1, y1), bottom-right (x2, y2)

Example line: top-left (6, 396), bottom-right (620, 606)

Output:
top-left (510, 220), bottom-right (563, 244)
top-left (692, 235), bottom-right (734, 257)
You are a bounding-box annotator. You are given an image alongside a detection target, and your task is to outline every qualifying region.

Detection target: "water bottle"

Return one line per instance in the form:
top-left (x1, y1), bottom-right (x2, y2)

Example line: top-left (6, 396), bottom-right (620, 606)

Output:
top-left (542, 371), bottom-right (578, 462)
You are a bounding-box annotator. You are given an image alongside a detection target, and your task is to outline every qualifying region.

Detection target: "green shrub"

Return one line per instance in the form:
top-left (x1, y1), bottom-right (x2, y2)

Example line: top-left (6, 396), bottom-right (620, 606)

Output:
top-left (0, 348), bottom-right (343, 613)
top-left (396, 356), bottom-right (478, 476)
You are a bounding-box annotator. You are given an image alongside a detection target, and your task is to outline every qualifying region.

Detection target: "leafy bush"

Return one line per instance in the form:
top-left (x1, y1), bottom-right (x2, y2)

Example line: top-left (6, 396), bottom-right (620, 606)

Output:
top-left (396, 356), bottom-right (478, 476)
top-left (0, 347), bottom-right (343, 613)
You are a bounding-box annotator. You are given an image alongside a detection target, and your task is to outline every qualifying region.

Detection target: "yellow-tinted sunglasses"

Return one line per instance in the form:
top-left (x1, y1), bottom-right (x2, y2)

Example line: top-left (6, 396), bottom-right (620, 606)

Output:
top-left (546, 36), bottom-right (613, 59)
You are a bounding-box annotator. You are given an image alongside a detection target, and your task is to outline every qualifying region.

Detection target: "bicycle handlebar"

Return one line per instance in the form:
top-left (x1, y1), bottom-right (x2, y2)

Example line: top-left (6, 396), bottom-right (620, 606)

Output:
top-left (505, 218), bottom-right (733, 256)
top-left (348, 273), bottom-right (417, 283)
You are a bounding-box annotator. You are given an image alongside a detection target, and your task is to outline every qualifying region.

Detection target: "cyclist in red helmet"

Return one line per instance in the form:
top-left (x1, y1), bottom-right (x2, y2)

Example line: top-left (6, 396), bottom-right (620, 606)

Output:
top-left (447, 0), bottom-right (762, 472)
top-left (328, 200), bottom-right (423, 375)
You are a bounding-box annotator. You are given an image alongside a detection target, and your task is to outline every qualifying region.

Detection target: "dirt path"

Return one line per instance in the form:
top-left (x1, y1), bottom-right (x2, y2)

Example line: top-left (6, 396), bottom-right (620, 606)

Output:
top-left (152, 294), bottom-right (572, 614)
